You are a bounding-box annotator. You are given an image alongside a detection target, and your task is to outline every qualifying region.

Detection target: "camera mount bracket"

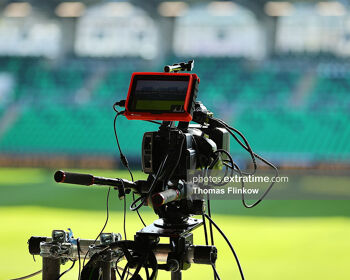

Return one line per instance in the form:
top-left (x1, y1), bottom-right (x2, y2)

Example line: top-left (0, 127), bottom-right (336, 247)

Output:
top-left (164, 60), bottom-right (194, 73)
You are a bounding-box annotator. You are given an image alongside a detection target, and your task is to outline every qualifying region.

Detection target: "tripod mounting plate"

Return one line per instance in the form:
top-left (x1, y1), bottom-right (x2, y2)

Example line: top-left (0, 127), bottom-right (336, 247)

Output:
top-left (137, 218), bottom-right (202, 238)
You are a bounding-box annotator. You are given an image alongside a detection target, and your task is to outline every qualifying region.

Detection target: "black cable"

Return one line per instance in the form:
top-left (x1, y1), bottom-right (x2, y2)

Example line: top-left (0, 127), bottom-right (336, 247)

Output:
top-left (121, 263), bottom-right (129, 280)
top-left (145, 266), bottom-right (150, 280)
top-left (232, 155), bottom-right (278, 208)
top-left (215, 138), bottom-right (278, 208)
top-left (113, 108), bottom-right (133, 182)
top-left (202, 211), bottom-right (217, 280)
top-left (129, 195), bottom-right (146, 212)
top-left (213, 118), bottom-right (257, 175)
top-left (113, 110), bottom-right (134, 182)
top-left (130, 154), bottom-right (168, 212)
top-left (222, 147), bottom-right (278, 208)
top-left (146, 154), bottom-right (169, 195)
top-left (113, 111), bottom-right (132, 177)
top-left (113, 111), bottom-right (124, 158)
top-left (126, 267), bottom-right (130, 280)
top-left (113, 109), bottom-right (146, 227)
top-left (116, 264), bottom-right (133, 279)
top-left (9, 270), bottom-right (42, 280)
top-left (206, 196), bottom-right (217, 280)
top-left (56, 261), bottom-right (76, 280)
top-left (133, 192), bottom-right (146, 227)
top-left (211, 264), bottom-right (222, 280)
top-left (198, 160), bottom-right (217, 280)
top-left (207, 196), bottom-right (215, 246)
top-left (116, 266), bottom-right (122, 279)
top-left (224, 121), bottom-right (277, 176)
top-left (191, 148), bottom-right (211, 278)
top-left (116, 256), bottom-right (135, 279)
top-left (207, 149), bottom-right (235, 187)
top-left (205, 214), bottom-right (245, 280)
top-left (202, 213), bottom-right (209, 246)
top-left (205, 149), bottom-right (239, 280)
top-left (211, 118), bottom-right (279, 208)
top-left (82, 187), bottom-right (111, 269)
top-left (114, 256), bottom-right (123, 279)
top-left (123, 193), bottom-right (127, 240)
top-left (199, 165), bottom-right (209, 248)
top-left (77, 238), bottom-right (81, 280)
top-left (205, 150), bottom-right (236, 252)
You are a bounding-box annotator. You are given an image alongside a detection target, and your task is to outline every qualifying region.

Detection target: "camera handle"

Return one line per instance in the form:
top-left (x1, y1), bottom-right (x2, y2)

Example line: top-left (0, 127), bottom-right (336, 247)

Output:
top-left (54, 170), bottom-right (136, 190)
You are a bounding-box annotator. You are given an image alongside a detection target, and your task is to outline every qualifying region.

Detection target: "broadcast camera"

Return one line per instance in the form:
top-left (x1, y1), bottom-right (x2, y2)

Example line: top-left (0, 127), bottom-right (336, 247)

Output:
top-left (26, 60), bottom-right (278, 280)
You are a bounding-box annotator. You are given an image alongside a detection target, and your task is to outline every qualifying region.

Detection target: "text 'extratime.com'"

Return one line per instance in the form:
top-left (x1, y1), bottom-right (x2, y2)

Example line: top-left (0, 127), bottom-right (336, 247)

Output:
top-left (191, 174), bottom-right (289, 184)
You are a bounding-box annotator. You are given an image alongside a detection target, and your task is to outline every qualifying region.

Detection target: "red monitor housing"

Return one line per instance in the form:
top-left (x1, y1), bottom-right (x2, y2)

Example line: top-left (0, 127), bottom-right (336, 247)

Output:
top-left (125, 72), bottom-right (199, 122)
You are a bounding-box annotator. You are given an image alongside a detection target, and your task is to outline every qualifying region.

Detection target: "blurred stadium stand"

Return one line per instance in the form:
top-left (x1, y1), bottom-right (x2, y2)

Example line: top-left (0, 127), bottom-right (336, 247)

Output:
top-left (0, 0), bottom-right (349, 168)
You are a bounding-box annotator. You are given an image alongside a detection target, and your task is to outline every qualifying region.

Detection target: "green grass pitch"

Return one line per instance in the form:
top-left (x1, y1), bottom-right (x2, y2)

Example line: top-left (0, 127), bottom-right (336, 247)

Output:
top-left (0, 168), bottom-right (349, 279)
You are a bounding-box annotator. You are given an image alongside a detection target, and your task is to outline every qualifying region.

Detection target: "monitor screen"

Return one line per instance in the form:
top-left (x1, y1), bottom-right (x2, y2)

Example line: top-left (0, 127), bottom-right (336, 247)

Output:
top-left (125, 72), bottom-right (198, 121)
top-left (128, 75), bottom-right (191, 113)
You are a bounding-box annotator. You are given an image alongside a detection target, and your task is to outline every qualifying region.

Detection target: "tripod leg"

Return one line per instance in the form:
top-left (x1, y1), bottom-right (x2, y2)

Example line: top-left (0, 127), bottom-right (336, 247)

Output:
top-left (171, 271), bottom-right (182, 280)
top-left (42, 257), bottom-right (60, 280)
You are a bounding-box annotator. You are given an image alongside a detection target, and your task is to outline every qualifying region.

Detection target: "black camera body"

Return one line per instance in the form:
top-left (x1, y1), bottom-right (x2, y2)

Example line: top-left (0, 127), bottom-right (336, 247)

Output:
top-left (140, 118), bottom-right (230, 224)
top-left (142, 123), bottom-right (230, 177)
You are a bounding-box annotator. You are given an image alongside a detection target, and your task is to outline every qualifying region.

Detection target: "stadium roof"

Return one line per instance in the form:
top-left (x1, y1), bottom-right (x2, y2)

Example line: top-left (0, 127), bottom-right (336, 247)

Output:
top-left (0, 0), bottom-right (344, 19)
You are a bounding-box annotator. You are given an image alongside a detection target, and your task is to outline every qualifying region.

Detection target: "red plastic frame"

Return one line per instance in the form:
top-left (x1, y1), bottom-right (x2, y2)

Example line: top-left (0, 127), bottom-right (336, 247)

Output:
top-left (125, 72), bottom-right (198, 122)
